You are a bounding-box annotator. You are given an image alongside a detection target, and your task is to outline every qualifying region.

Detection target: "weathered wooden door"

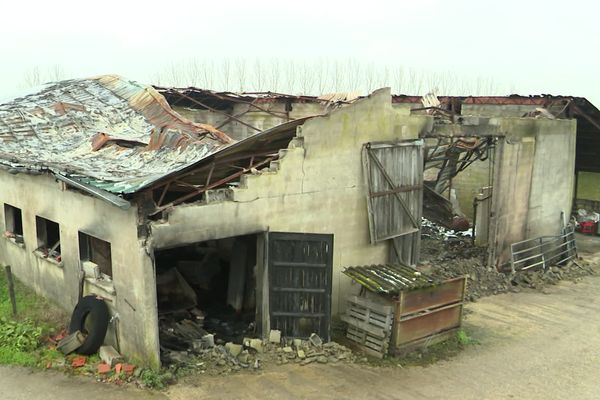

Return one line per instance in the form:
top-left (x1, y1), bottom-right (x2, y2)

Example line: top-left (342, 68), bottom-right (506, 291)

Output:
top-left (362, 140), bottom-right (424, 266)
top-left (267, 232), bottom-right (333, 341)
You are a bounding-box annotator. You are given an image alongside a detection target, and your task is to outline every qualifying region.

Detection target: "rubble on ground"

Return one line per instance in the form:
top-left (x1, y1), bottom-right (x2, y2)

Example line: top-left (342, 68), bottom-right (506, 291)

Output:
top-left (164, 332), bottom-right (357, 376)
top-left (420, 219), bottom-right (596, 301)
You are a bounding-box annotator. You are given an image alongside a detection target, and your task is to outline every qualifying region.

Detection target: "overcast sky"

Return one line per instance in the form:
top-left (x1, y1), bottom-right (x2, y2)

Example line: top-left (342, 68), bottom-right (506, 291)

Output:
top-left (2, 0), bottom-right (599, 103)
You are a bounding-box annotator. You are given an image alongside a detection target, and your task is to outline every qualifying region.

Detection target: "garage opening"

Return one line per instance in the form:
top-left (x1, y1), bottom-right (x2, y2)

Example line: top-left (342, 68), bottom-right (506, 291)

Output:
top-left (154, 235), bottom-right (257, 363)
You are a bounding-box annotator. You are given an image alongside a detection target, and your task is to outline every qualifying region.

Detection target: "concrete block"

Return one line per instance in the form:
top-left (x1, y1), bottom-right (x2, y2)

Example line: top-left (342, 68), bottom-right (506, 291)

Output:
top-left (249, 338), bottom-right (263, 353)
top-left (99, 345), bottom-right (123, 367)
top-left (269, 329), bottom-right (281, 344)
top-left (309, 333), bottom-right (323, 347)
top-left (202, 334), bottom-right (215, 348)
top-left (297, 349), bottom-right (306, 359)
top-left (57, 331), bottom-right (85, 355)
top-left (238, 350), bottom-right (250, 364)
top-left (292, 339), bottom-right (302, 348)
top-left (225, 342), bottom-right (243, 357)
top-left (82, 261), bottom-right (100, 279)
top-left (283, 346), bottom-right (293, 353)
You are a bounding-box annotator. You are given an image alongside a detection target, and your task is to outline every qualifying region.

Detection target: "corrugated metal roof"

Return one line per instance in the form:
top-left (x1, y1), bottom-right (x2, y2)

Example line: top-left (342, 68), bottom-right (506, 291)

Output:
top-left (0, 75), bottom-right (234, 195)
top-left (342, 264), bottom-right (437, 294)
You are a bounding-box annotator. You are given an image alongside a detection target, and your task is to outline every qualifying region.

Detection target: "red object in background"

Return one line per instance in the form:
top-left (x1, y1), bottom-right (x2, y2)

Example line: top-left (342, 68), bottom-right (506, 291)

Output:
top-left (578, 221), bottom-right (596, 235)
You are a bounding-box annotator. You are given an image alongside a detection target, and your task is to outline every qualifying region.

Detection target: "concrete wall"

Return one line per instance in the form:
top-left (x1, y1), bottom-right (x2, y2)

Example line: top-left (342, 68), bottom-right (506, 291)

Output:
top-left (151, 89), bottom-right (432, 314)
top-left (173, 102), bottom-right (328, 141)
top-left (0, 173), bottom-right (160, 367)
top-left (488, 118), bottom-right (577, 266)
top-left (577, 171), bottom-right (600, 201)
top-left (449, 158), bottom-right (491, 219)
top-left (462, 104), bottom-right (538, 118)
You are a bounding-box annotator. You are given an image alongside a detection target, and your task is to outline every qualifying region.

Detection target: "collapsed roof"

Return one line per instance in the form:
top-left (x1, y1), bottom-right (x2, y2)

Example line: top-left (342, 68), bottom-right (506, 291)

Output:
top-left (0, 75), bottom-right (234, 198)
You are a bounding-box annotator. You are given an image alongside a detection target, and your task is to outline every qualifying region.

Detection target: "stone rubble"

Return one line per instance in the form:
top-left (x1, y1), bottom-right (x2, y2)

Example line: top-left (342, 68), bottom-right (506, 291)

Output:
top-left (165, 332), bottom-right (357, 375)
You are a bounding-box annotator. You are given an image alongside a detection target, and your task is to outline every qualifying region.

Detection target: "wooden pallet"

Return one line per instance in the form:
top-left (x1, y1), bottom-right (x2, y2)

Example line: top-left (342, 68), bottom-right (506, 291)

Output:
top-left (342, 296), bottom-right (394, 358)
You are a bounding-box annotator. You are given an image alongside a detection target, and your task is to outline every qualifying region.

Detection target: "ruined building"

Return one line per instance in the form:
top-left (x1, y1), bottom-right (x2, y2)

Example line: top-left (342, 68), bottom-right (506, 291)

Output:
top-left (0, 75), bottom-right (587, 365)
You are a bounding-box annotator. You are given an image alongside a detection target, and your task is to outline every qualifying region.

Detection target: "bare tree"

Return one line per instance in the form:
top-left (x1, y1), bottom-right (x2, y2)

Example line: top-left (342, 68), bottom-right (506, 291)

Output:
top-left (220, 59), bottom-right (231, 91)
top-left (235, 58), bottom-right (247, 92)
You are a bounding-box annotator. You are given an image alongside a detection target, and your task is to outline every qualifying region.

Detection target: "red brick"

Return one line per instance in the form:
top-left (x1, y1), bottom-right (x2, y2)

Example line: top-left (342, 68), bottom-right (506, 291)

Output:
top-left (123, 364), bottom-right (135, 376)
top-left (115, 363), bottom-right (122, 374)
top-left (97, 363), bottom-right (111, 374)
top-left (71, 356), bottom-right (87, 368)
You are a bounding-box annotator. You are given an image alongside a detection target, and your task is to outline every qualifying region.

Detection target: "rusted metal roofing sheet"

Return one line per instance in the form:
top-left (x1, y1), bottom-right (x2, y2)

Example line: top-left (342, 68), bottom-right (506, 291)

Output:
top-left (0, 75), bottom-right (233, 195)
top-left (342, 264), bottom-right (437, 294)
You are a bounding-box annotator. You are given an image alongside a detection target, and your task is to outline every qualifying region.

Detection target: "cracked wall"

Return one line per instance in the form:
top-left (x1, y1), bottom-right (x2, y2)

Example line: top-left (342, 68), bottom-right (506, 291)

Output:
top-left (150, 88), bottom-right (433, 315)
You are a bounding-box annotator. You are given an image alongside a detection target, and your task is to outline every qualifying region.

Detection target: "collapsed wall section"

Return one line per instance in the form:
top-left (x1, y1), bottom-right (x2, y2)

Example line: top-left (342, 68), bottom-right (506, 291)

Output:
top-left (150, 88), bottom-right (433, 314)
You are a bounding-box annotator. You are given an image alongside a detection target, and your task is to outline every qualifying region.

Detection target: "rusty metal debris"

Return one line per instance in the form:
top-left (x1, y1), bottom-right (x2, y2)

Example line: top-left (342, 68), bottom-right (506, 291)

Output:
top-left (0, 75), bottom-right (233, 198)
top-left (342, 264), bottom-right (437, 294)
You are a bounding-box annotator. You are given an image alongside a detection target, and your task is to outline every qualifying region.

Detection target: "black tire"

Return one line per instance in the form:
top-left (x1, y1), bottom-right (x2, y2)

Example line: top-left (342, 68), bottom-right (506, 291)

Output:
top-left (68, 295), bottom-right (110, 355)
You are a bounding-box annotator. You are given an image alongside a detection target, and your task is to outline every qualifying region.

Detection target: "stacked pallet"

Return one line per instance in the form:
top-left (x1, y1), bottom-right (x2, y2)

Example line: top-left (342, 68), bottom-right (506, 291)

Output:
top-left (342, 295), bottom-right (394, 358)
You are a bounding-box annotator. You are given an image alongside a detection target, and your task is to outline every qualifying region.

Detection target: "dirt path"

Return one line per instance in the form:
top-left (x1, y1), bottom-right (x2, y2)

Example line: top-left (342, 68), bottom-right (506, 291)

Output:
top-left (2, 266), bottom-right (599, 400)
top-left (0, 367), bottom-right (167, 400)
top-left (168, 274), bottom-right (600, 400)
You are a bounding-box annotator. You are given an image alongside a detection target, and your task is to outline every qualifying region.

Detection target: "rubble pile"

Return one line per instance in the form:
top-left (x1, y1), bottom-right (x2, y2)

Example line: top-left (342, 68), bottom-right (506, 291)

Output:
top-left (511, 262), bottom-right (595, 290)
top-left (420, 219), bottom-right (595, 300)
top-left (164, 332), bottom-right (356, 375)
top-left (420, 223), bottom-right (503, 300)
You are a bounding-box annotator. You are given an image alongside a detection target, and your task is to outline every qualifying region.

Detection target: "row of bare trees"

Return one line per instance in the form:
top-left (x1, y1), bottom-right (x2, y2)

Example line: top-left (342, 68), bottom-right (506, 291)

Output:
top-left (20, 59), bottom-right (511, 97)
top-left (151, 58), bottom-right (510, 96)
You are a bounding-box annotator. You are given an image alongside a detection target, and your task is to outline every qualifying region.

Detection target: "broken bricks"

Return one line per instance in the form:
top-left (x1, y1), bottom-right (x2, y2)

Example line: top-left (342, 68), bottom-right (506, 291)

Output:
top-left (71, 356), bottom-right (87, 368)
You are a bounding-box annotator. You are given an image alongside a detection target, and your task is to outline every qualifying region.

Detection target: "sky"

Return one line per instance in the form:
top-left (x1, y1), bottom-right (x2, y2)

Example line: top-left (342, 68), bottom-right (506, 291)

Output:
top-left (1, 0), bottom-right (599, 103)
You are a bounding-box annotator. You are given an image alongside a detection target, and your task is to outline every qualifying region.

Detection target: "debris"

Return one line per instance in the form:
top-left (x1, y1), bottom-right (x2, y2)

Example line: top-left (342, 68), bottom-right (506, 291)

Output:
top-left (57, 331), bottom-right (85, 355)
top-left (202, 334), bottom-right (215, 348)
top-left (248, 338), bottom-right (263, 353)
top-left (297, 349), bottom-right (306, 359)
top-left (225, 342), bottom-right (243, 357)
top-left (123, 364), bottom-right (136, 376)
top-left (71, 356), bottom-right (87, 368)
top-left (97, 363), bottom-right (111, 374)
top-left (269, 330), bottom-right (281, 344)
top-left (99, 345), bottom-right (123, 367)
top-left (309, 333), bottom-right (323, 347)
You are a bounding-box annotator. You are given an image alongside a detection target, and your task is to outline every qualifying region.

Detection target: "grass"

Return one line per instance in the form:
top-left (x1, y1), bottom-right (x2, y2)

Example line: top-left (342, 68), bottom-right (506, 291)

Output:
top-left (0, 266), bottom-right (67, 366)
top-left (361, 328), bottom-right (479, 368)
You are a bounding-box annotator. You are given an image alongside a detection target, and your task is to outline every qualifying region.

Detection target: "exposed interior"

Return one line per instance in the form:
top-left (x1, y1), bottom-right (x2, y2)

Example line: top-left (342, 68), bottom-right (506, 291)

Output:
top-left (154, 234), bottom-right (258, 362)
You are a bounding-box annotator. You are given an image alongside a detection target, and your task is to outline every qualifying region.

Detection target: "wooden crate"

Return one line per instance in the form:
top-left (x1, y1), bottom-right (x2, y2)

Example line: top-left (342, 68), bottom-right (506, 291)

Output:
top-left (342, 295), bottom-right (394, 358)
top-left (391, 276), bottom-right (466, 354)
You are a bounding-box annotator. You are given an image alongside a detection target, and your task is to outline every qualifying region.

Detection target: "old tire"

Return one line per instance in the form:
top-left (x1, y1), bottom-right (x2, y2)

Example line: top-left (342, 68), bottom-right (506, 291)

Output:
top-left (69, 295), bottom-right (110, 355)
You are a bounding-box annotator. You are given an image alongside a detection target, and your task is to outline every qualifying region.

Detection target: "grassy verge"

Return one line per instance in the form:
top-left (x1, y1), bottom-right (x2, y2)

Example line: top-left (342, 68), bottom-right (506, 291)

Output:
top-left (0, 266), bottom-right (67, 366)
top-left (0, 267), bottom-right (169, 389)
top-left (355, 328), bottom-right (479, 368)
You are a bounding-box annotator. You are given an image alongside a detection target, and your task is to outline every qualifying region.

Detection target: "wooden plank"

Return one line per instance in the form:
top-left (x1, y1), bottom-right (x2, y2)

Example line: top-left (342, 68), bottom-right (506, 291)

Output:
top-left (346, 295), bottom-right (394, 314)
top-left (393, 304), bottom-right (462, 346)
top-left (341, 315), bottom-right (388, 338)
top-left (398, 277), bottom-right (466, 316)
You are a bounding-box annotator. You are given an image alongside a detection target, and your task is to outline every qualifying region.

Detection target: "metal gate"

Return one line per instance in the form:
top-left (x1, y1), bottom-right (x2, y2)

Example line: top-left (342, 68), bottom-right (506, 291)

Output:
top-left (362, 140), bottom-right (424, 266)
top-left (268, 232), bottom-right (333, 341)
